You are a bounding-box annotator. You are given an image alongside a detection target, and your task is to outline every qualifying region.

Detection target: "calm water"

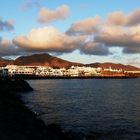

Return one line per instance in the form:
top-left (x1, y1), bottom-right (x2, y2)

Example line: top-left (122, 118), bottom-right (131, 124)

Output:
top-left (22, 79), bottom-right (140, 139)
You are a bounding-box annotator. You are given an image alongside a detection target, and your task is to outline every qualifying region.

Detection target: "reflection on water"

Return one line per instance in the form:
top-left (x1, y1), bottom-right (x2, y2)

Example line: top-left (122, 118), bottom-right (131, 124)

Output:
top-left (22, 79), bottom-right (140, 139)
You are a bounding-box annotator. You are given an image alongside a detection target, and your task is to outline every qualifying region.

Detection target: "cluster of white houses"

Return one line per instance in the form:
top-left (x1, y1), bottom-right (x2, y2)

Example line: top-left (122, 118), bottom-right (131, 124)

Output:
top-left (3, 65), bottom-right (101, 77)
top-left (0, 65), bottom-right (140, 78)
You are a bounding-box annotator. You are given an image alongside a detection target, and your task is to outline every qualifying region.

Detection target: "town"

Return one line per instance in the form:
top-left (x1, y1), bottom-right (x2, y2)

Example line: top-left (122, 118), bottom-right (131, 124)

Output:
top-left (0, 65), bottom-right (140, 78)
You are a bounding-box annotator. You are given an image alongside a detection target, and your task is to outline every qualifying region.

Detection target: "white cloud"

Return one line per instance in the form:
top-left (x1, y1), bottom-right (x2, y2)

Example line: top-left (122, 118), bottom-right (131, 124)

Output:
top-left (66, 16), bottom-right (100, 35)
top-left (107, 9), bottom-right (140, 26)
top-left (38, 5), bottom-right (70, 23)
top-left (13, 26), bottom-right (110, 56)
top-left (13, 26), bottom-right (85, 53)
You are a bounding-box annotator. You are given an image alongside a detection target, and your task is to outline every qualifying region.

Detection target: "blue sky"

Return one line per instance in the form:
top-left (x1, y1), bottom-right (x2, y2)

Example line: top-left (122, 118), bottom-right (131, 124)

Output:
top-left (0, 0), bottom-right (140, 67)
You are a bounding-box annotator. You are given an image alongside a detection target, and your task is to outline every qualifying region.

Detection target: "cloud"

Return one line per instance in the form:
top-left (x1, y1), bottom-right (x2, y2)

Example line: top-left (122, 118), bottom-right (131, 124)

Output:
top-left (80, 42), bottom-right (110, 55)
top-left (107, 9), bottom-right (140, 26)
top-left (123, 46), bottom-right (140, 54)
top-left (0, 38), bottom-right (18, 56)
top-left (127, 9), bottom-right (140, 26)
top-left (38, 5), bottom-right (70, 23)
top-left (66, 16), bottom-right (100, 35)
top-left (21, 0), bottom-right (40, 11)
top-left (13, 27), bottom-right (85, 53)
top-left (66, 8), bottom-right (140, 54)
top-left (13, 26), bottom-right (110, 56)
top-left (0, 18), bottom-right (14, 31)
top-left (94, 27), bottom-right (140, 53)
top-left (107, 11), bottom-right (126, 26)
top-left (10, 8), bottom-right (140, 57)
top-left (94, 33), bottom-right (140, 47)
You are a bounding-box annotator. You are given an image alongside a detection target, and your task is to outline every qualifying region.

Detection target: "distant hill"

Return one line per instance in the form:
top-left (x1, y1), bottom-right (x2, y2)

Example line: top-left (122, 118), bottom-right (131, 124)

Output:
top-left (12, 53), bottom-right (82, 68)
top-left (0, 53), bottom-right (139, 71)
top-left (0, 57), bottom-right (12, 67)
top-left (86, 62), bottom-right (140, 71)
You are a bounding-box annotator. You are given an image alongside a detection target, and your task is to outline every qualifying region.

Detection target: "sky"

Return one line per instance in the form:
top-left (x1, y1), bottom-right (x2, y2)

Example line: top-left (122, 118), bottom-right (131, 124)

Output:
top-left (0, 0), bottom-right (140, 67)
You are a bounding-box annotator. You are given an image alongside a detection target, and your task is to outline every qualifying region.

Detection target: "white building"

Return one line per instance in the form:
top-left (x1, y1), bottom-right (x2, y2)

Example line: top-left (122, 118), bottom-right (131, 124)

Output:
top-left (6, 65), bottom-right (35, 76)
top-left (4, 65), bottom-right (102, 77)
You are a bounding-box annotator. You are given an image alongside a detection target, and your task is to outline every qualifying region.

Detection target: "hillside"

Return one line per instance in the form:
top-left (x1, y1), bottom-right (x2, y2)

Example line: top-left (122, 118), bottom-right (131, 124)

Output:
top-left (86, 62), bottom-right (140, 71)
top-left (0, 57), bottom-right (12, 67)
top-left (12, 53), bottom-right (82, 68)
top-left (0, 53), bottom-right (139, 71)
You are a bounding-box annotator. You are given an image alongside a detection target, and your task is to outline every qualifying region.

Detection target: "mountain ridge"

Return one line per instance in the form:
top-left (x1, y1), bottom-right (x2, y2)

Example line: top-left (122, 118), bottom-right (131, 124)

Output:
top-left (12, 53), bottom-right (82, 68)
top-left (0, 53), bottom-right (139, 71)
top-left (86, 62), bottom-right (140, 71)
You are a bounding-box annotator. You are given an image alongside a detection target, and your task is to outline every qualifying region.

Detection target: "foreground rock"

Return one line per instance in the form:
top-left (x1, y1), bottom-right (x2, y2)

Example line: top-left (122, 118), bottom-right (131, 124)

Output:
top-left (0, 78), bottom-right (33, 92)
top-left (0, 78), bottom-right (98, 140)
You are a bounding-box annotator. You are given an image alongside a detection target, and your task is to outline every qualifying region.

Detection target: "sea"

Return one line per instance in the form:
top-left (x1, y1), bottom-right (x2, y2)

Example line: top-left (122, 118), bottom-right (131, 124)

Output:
top-left (22, 78), bottom-right (140, 139)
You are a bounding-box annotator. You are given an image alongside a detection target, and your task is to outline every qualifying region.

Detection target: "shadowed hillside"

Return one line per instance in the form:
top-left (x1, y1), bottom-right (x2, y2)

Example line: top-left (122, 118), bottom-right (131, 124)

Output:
top-left (12, 53), bottom-right (82, 68)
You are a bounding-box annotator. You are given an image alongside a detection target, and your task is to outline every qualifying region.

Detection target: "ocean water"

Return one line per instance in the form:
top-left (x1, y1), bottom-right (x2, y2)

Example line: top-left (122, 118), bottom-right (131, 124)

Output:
top-left (22, 79), bottom-right (140, 139)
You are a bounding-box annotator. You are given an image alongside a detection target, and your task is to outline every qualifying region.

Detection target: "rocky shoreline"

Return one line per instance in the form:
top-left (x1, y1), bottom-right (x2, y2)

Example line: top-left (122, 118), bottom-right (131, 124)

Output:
top-left (0, 78), bottom-right (98, 140)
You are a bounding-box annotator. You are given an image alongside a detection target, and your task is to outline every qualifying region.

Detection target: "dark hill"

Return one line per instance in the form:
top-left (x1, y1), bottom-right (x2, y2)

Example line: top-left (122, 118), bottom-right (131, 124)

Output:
top-left (13, 53), bottom-right (82, 68)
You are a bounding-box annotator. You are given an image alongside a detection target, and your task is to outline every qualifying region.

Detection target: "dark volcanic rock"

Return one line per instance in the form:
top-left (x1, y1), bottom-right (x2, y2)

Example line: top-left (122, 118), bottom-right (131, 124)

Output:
top-left (0, 78), bottom-right (33, 92)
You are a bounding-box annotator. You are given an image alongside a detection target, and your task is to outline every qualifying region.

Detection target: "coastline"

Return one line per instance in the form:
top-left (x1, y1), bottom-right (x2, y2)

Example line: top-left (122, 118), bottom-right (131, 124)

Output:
top-left (0, 78), bottom-right (98, 140)
top-left (9, 74), bottom-right (140, 80)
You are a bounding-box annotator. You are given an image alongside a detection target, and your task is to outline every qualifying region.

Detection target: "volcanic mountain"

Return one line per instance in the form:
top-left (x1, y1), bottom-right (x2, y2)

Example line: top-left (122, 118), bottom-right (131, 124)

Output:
top-left (12, 53), bottom-right (83, 68)
top-left (0, 53), bottom-right (140, 70)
